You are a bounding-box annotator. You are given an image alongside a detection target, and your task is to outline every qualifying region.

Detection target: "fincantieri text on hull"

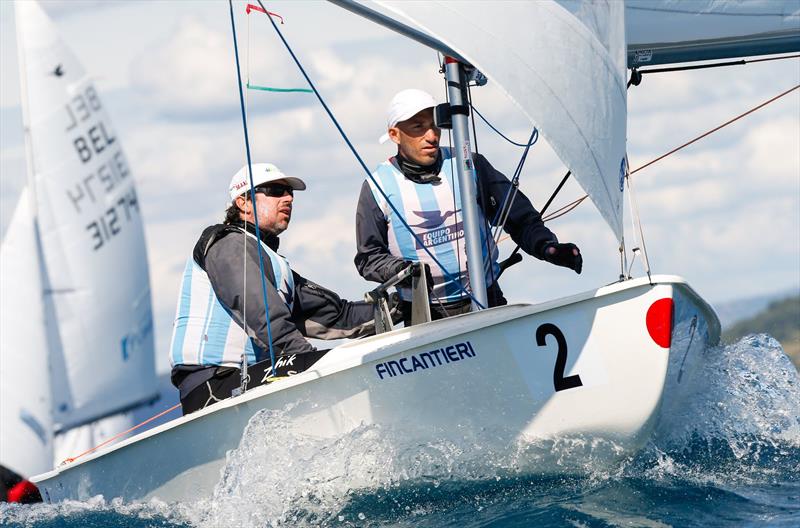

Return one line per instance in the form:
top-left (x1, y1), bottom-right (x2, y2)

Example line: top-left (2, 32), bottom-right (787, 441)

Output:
top-left (375, 341), bottom-right (477, 380)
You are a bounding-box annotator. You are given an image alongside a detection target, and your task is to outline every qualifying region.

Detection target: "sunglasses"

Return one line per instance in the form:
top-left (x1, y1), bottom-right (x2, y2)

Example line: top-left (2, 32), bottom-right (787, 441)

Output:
top-left (253, 183), bottom-right (294, 198)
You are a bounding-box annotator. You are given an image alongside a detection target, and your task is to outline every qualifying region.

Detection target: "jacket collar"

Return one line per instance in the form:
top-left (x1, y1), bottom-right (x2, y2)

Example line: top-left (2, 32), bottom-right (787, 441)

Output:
top-left (394, 149), bottom-right (443, 184)
top-left (231, 220), bottom-right (280, 251)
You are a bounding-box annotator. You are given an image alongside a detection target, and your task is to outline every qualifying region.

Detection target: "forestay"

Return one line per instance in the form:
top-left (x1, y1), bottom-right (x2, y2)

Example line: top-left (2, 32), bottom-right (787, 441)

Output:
top-left (13, 1), bottom-right (157, 432)
top-left (626, 0), bottom-right (800, 67)
top-left (368, 0), bottom-right (629, 242)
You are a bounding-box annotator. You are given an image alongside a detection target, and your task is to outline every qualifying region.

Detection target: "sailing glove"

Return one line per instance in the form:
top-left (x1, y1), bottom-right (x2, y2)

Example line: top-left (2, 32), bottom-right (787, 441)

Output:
top-left (387, 292), bottom-right (404, 324)
top-left (543, 242), bottom-right (583, 274)
top-left (397, 261), bottom-right (434, 291)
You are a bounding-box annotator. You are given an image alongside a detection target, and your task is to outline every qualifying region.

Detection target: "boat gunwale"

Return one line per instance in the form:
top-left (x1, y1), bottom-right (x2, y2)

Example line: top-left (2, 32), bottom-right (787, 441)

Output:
top-left (32, 273), bottom-right (716, 483)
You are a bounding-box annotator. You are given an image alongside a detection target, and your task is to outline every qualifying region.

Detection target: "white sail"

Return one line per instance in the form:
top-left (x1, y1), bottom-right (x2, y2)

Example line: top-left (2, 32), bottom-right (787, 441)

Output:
top-left (626, 0), bottom-right (800, 67)
top-left (0, 188), bottom-right (54, 478)
top-left (369, 0), bottom-right (628, 241)
top-left (14, 0), bottom-right (157, 433)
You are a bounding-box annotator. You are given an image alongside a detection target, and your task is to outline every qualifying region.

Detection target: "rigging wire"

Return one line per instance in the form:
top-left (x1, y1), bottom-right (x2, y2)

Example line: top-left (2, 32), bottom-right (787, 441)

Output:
top-left (228, 0), bottom-right (278, 376)
top-left (490, 129), bottom-right (538, 244)
top-left (519, 82), bottom-right (800, 225)
top-left (254, 0), bottom-right (485, 308)
top-left (495, 168), bottom-right (571, 275)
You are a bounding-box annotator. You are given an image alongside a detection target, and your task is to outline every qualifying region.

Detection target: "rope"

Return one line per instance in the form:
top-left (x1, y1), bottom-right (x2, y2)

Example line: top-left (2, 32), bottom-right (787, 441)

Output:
top-left (255, 0), bottom-right (485, 308)
top-left (542, 195), bottom-right (589, 223)
top-left (472, 105), bottom-right (538, 147)
top-left (229, 0), bottom-right (278, 375)
top-left (61, 403), bottom-right (182, 465)
top-left (634, 53), bottom-right (800, 77)
top-left (631, 83), bottom-right (799, 175)
top-left (247, 83), bottom-right (313, 93)
top-left (495, 168), bottom-right (571, 274)
top-left (528, 83), bottom-right (800, 223)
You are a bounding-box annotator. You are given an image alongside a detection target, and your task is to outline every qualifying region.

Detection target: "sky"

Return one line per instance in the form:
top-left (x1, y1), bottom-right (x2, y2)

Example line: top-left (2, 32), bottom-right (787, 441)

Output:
top-left (1, 0), bottom-right (799, 374)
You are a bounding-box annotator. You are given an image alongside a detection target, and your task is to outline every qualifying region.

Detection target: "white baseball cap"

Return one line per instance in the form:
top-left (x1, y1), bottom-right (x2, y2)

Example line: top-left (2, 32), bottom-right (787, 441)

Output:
top-left (228, 163), bottom-right (306, 201)
top-left (379, 89), bottom-right (438, 144)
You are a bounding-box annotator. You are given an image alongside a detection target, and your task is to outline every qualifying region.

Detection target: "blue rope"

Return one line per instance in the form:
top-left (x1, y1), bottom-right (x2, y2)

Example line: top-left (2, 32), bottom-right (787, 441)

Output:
top-left (472, 105), bottom-right (539, 148)
top-left (255, 0), bottom-right (485, 309)
top-left (228, 0), bottom-right (277, 375)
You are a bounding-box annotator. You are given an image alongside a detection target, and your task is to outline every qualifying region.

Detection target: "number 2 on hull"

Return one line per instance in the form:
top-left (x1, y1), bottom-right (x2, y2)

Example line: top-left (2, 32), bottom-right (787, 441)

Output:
top-left (536, 323), bottom-right (583, 392)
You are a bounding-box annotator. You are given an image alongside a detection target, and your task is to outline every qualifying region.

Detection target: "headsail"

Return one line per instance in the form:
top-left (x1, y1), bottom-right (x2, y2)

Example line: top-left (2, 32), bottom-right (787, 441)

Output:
top-left (13, 0), bottom-right (157, 433)
top-left (354, 0), bottom-right (628, 241)
top-left (0, 188), bottom-right (54, 478)
top-left (627, 0), bottom-right (800, 67)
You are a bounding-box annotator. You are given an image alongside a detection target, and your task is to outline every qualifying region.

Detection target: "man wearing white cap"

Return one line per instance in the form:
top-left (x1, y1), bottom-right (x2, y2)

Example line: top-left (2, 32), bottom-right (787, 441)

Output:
top-left (170, 163), bottom-right (390, 414)
top-left (355, 89), bottom-right (582, 323)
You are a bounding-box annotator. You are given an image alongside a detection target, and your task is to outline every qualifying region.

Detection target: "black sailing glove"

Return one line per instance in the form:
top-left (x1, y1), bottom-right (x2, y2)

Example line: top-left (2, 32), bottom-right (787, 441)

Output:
top-left (387, 292), bottom-right (404, 324)
top-left (543, 242), bottom-right (583, 274)
top-left (397, 261), bottom-right (434, 292)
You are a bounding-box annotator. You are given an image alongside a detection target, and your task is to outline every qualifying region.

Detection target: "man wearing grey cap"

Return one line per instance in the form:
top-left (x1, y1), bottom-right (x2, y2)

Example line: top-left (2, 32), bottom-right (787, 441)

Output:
top-left (170, 163), bottom-right (391, 414)
top-left (355, 89), bottom-right (582, 323)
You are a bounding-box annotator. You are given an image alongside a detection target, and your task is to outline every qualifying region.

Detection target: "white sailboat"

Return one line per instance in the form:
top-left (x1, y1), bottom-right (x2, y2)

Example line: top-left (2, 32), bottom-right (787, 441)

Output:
top-left (30, 0), bottom-right (798, 504)
top-left (0, 0), bottom-right (159, 485)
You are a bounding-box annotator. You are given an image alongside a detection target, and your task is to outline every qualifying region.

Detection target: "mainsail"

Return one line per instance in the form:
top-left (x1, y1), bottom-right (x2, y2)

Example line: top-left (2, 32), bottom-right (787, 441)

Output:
top-left (343, 0), bottom-right (629, 242)
top-left (0, 0), bottom-right (157, 475)
top-left (626, 0), bottom-right (800, 67)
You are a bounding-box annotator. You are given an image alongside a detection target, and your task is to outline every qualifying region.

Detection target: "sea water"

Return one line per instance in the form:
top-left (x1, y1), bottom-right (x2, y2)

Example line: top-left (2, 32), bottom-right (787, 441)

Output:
top-left (2, 334), bottom-right (798, 527)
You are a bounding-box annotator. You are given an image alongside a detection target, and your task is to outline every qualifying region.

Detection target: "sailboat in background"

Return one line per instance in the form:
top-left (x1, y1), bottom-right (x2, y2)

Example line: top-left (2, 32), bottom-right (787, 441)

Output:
top-left (0, 0), bottom-right (160, 493)
top-left (28, 0), bottom-right (799, 504)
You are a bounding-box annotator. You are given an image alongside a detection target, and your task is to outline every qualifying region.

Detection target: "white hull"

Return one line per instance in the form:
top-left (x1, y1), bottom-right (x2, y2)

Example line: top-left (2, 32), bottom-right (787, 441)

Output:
top-left (33, 275), bottom-right (719, 503)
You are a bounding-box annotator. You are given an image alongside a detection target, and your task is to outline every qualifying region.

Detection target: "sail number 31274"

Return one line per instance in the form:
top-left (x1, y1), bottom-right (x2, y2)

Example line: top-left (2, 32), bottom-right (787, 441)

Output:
top-left (536, 323), bottom-right (583, 392)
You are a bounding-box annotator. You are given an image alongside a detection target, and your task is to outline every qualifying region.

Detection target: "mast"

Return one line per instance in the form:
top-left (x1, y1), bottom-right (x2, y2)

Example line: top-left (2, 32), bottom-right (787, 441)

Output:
top-left (443, 57), bottom-right (488, 310)
top-left (16, 0), bottom-right (40, 216)
top-left (328, 0), bottom-right (488, 309)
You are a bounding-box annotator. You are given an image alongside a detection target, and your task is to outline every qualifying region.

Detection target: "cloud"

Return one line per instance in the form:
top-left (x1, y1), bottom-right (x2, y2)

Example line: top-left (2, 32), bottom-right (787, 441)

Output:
top-left (3, 1), bottom-right (799, 372)
top-left (130, 15), bottom-right (312, 121)
top-left (38, 1), bottom-right (112, 18)
top-left (744, 116), bottom-right (800, 188)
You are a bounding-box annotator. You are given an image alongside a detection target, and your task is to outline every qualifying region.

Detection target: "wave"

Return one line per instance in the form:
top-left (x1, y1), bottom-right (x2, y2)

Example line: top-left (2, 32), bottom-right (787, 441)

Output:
top-left (3, 334), bottom-right (797, 528)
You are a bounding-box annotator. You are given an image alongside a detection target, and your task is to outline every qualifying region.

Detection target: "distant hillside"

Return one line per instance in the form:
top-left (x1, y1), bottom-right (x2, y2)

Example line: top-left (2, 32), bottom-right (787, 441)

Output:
top-left (715, 291), bottom-right (786, 328)
top-left (722, 295), bottom-right (800, 369)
